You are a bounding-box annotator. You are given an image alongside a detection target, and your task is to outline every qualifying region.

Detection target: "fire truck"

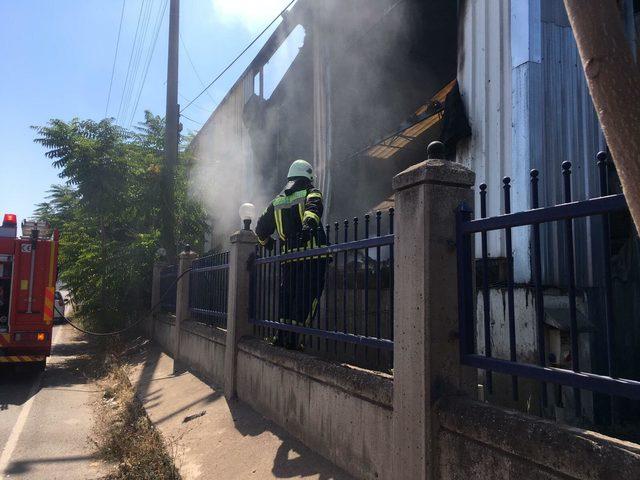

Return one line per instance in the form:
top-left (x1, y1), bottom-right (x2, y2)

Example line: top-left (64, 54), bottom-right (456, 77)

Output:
top-left (0, 213), bottom-right (59, 370)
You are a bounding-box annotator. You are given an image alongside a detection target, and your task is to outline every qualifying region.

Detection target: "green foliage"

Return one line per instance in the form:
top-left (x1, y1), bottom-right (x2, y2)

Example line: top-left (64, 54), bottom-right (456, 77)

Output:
top-left (33, 113), bottom-right (206, 329)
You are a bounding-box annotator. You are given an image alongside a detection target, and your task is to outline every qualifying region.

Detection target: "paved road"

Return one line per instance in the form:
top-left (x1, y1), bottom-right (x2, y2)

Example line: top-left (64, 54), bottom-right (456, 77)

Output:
top-left (0, 325), bottom-right (105, 479)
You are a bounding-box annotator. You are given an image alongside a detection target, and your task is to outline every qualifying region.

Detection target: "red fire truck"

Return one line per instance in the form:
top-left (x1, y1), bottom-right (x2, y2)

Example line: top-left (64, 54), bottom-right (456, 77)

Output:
top-left (0, 213), bottom-right (59, 370)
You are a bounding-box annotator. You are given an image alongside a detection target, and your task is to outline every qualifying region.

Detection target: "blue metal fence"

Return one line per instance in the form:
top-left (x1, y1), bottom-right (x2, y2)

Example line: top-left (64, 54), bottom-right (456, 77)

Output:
top-left (250, 210), bottom-right (394, 371)
top-left (189, 252), bottom-right (230, 328)
top-left (456, 152), bottom-right (640, 411)
top-left (159, 264), bottom-right (178, 314)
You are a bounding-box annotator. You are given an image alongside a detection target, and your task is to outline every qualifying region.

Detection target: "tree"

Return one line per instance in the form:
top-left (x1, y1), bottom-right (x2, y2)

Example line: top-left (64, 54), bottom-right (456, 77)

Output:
top-left (564, 0), bottom-right (640, 233)
top-left (33, 113), bottom-right (206, 329)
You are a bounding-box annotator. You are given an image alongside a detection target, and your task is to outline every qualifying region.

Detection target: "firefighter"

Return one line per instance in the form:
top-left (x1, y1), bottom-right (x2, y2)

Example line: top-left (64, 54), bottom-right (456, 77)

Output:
top-left (255, 159), bottom-right (327, 349)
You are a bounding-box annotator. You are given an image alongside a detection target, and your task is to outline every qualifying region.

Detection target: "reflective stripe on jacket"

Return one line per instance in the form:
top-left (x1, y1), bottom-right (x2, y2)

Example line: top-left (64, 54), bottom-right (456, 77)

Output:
top-left (255, 180), bottom-right (326, 249)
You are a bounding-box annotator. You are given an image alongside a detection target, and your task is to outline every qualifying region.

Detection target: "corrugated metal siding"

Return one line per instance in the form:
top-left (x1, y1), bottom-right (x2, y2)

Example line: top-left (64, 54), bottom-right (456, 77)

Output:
top-left (457, 0), bottom-right (512, 258)
top-left (537, 0), bottom-right (605, 287)
top-left (458, 0), bottom-right (607, 288)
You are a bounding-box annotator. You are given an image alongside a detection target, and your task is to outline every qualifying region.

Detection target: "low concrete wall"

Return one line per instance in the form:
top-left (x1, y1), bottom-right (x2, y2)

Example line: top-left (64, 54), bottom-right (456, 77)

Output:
top-left (153, 314), bottom-right (177, 355)
top-left (178, 320), bottom-right (226, 386)
top-left (236, 337), bottom-right (393, 480)
top-left (436, 396), bottom-right (640, 480)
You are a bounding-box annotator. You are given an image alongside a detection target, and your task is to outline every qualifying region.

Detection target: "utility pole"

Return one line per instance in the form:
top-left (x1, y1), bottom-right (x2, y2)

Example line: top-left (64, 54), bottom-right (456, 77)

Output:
top-left (162, 0), bottom-right (179, 260)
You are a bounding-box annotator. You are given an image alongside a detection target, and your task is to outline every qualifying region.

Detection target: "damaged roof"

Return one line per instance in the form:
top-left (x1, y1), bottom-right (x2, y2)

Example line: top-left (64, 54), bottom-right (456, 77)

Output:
top-left (366, 79), bottom-right (456, 160)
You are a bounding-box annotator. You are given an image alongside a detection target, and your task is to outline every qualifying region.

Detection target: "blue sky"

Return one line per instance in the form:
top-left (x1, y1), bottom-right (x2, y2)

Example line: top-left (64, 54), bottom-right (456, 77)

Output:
top-left (0, 0), bottom-right (292, 223)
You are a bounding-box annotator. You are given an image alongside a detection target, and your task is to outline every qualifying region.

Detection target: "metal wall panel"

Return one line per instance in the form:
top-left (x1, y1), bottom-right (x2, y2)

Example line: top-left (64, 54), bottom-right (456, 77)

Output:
top-left (457, 0), bottom-right (512, 258)
top-left (458, 0), bottom-right (608, 288)
top-left (537, 0), bottom-right (605, 287)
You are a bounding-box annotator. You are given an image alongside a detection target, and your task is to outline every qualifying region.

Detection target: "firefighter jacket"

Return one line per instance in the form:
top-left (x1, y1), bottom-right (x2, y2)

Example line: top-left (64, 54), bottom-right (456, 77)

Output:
top-left (256, 178), bottom-right (326, 249)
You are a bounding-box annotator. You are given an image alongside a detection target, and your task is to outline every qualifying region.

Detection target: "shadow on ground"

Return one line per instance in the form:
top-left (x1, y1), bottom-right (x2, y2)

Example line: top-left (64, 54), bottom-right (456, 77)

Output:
top-left (126, 335), bottom-right (352, 480)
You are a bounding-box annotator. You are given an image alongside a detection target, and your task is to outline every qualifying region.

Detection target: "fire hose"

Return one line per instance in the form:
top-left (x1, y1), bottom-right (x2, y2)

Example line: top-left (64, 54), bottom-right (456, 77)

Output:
top-left (52, 267), bottom-right (193, 337)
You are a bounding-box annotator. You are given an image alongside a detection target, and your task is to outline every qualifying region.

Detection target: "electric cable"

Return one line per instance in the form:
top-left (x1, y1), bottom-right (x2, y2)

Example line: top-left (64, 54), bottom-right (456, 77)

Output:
top-left (180, 33), bottom-right (216, 103)
top-left (121, 0), bottom-right (155, 123)
top-left (54, 266), bottom-right (193, 337)
top-left (180, 113), bottom-right (204, 126)
top-left (180, 0), bottom-right (297, 114)
top-left (105, 0), bottom-right (127, 118)
top-left (128, 0), bottom-right (169, 126)
top-left (116, 0), bottom-right (147, 123)
top-left (178, 93), bottom-right (212, 114)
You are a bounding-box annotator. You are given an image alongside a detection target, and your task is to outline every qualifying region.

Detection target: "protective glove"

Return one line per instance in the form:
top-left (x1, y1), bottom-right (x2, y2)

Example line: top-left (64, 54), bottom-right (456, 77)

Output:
top-left (300, 225), bottom-right (312, 245)
top-left (263, 237), bottom-right (275, 252)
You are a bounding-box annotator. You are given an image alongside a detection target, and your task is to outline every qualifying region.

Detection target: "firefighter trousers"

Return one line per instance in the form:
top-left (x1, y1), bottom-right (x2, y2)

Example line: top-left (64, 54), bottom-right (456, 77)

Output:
top-left (278, 256), bottom-right (327, 348)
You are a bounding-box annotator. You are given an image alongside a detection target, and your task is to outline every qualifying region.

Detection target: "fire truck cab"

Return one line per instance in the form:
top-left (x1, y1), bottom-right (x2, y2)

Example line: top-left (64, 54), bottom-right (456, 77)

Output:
top-left (0, 213), bottom-right (59, 370)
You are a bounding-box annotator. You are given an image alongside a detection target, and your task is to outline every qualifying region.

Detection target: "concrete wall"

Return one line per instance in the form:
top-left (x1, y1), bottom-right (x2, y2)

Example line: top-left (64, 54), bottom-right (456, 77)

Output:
top-left (153, 314), bottom-right (177, 355)
top-left (236, 337), bottom-right (393, 480)
top-left (436, 396), bottom-right (640, 480)
top-left (146, 315), bottom-right (226, 387)
top-left (178, 321), bottom-right (226, 386)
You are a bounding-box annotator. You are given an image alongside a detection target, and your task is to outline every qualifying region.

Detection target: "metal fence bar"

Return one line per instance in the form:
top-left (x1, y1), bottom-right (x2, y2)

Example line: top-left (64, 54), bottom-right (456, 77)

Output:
top-left (325, 224), bottom-right (331, 352)
top-left (530, 169), bottom-right (547, 407)
top-left (333, 222), bottom-right (339, 353)
top-left (316, 231), bottom-right (323, 351)
top-left (251, 318), bottom-right (394, 350)
top-left (342, 219), bottom-right (348, 349)
top-left (353, 217), bottom-right (359, 347)
top-left (503, 177), bottom-right (519, 401)
top-left (463, 354), bottom-right (640, 401)
top-left (479, 184), bottom-right (493, 394)
top-left (461, 194), bottom-right (627, 233)
top-left (253, 235), bottom-right (395, 264)
top-left (597, 152), bottom-right (616, 380)
top-left (389, 208), bottom-right (395, 342)
top-left (562, 161), bottom-right (581, 417)
top-left (376, 212), bottom-right (382, 343)
top-left (456, 204), bottom-right (475, 359)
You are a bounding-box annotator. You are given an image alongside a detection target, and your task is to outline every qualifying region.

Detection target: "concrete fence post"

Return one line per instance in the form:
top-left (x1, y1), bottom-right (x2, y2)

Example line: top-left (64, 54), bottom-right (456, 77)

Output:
top-left (150, 261), bottom-right (166, 338)
top-left (392, 156), bottom-right (476, 480)
top-left (224, 229), bottom-right (257, 400)
top-left (174, 249), bottom-right (197, 374)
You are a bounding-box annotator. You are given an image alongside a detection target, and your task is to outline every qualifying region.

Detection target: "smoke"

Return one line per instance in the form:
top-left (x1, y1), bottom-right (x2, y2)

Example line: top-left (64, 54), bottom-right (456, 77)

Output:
top-left (188, 90), bottom-right (273, 249)
top-left (210, 0), bottom-right (293, 30)
top-left (189, 0), bottom-right (458, 248)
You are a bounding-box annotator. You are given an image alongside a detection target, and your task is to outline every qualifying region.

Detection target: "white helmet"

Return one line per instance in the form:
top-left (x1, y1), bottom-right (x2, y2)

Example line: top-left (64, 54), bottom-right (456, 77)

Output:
top-left (287, 159), bottom-right (313, 181)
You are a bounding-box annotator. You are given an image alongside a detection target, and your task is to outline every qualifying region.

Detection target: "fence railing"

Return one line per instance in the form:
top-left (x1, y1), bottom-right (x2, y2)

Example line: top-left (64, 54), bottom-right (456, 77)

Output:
top-left (159, 264), bottom-right (178, 314)
top-left (189, 252), bottom-right (230, 328)
top-left (456, 153), bottom-right (640, 414)
top-left (250, 210), bottom-right (395, 371)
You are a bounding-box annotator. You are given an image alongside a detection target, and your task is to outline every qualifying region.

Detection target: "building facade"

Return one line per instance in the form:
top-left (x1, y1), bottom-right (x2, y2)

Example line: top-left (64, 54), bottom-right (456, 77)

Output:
top-left (190, 0), bottom-right (640, 423)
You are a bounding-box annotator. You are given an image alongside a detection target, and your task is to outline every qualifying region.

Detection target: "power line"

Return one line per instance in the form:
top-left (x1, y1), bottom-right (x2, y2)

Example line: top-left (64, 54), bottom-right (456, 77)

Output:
top-left (105, 0), bottom-right (127, 118)
top-left (120, 0), bottom-right (155, 123)
top-left (128, 0), bottom-right (169, 126)
top-left (180, 0), bottom-right (297, 113)
top-left (56, 267), bottom-right (193, 337)
top-left (179, 93), bottom-right (213, 113)
top-left (180, 113), bottom-right (204, 126)
top-left (180, 33), bottom-right (215, 102)
top-left (116, 0), bottom-right (147, 122)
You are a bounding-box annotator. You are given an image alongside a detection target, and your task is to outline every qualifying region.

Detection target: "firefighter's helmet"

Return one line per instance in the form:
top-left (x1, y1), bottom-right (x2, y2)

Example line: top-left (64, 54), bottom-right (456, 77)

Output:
top-left (287, 159), bottom-right (313, 181)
